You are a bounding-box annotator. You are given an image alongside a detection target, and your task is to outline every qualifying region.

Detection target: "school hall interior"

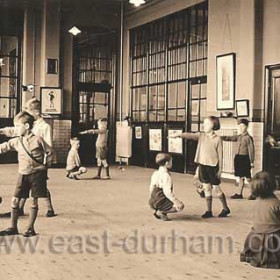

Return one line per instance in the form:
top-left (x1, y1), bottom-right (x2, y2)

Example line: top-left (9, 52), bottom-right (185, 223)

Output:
top-left (0, 0), bottom-right (280, 279)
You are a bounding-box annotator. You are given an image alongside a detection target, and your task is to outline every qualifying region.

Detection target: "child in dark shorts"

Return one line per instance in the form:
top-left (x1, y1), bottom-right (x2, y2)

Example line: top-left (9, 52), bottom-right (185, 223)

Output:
top-left (149, 153), bottom-right (184, 221)
top-left (0, 112), bottom-right (53, 237)
top-left (240, 172), bottom-right (280, 268)
top-left (170, 116), bottom-right (230, 219)
top-left (222, 119), bottom-right (255, 200)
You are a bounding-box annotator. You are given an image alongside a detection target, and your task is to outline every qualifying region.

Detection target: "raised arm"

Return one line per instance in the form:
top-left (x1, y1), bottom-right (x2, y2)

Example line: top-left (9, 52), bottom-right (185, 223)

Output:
top-left (221, 135), bottom-right (239, 142)
top-left (0, 127), bottom-right (16, 138)
top-left (0, 138), bottom-right (18, 154)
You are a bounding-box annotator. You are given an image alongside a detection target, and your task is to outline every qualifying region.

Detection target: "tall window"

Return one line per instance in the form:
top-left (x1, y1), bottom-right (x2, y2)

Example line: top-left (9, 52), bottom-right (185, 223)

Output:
top-left (130, 1), bottom-right (208, 128)
top-left (0, 36), bottom-right (20, 118)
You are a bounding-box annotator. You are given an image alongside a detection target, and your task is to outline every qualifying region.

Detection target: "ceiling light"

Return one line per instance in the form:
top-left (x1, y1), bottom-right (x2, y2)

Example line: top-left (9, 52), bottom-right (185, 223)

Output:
top-left (129, 0), bottom-right (146, 7)
top-left (68, 26), bottom-right (81, 36)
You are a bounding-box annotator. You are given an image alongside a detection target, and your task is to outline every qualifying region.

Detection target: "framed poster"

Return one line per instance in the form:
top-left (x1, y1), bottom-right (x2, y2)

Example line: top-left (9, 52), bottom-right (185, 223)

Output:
top-left (41, 87), bottom-right (62, 115)
top-left (46, 58), bottom-right (58, 74)
top-left (236, 99), bottom-right (249, 117)
top-left (149, 129), bottom-right (162, 151)
top-left (168, 129), bottom-right (183, 154)
top-left (216, 53), bottom-right (236, 110)
top-left (135, 126), bottom-right (142, 139)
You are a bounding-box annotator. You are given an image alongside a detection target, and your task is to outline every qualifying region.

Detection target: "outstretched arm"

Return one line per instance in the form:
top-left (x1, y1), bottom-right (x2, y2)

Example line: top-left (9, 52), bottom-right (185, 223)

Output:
top-left (79, 128), bottom-right (106, 135)
top-left (169, 131), bottom-right (200, 141)
top-left (221, 135), bottom-right (239, 142)
top-left (0, 127), bottom-right (16, 138)
top-left (0, 138), bottom-right (18, 154)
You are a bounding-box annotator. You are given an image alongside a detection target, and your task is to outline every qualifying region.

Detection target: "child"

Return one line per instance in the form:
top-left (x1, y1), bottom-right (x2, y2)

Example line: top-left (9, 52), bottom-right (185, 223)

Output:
top-left (79, 118), bottom-right (110, 180)
top-left (149, 153), bottom-right (184, 221)
top-left (240, 171), bottom-right (280, 268)
top-left (66, 137), bottom-right (87, 180)
top-left (222, 119), bottom-right (255, 200)
top-left (170, 116), bottom-right (230, 218)
top-left (0, 98), bottom-right (56, 217)
top-left (0, 112), bottom-right (53, 237)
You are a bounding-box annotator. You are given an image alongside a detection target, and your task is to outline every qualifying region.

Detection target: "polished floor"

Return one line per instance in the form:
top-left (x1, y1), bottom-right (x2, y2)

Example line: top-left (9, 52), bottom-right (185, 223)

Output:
top-left (0, 164), bottom-right (279, 280)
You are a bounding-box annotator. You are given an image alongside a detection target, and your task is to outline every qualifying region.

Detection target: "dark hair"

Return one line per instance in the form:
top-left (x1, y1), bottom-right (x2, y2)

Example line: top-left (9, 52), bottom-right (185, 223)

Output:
top-left (99, 118), bottom-right (107, 122)
top-left (251, 171), bottom-right (276, 198)
top-left (14, 111), bottom-right (35, 130)
top-left (155, 153), bottom-right (172, 166)
top-left (238, 118), bottom-right (249, 127)
top-left (207, 116), bottom-right (220, 131)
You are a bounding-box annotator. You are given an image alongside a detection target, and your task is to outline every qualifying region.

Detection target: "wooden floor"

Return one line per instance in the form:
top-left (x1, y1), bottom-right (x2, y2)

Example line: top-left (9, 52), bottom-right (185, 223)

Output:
top-left (0, 164), bottom-right (279, 280)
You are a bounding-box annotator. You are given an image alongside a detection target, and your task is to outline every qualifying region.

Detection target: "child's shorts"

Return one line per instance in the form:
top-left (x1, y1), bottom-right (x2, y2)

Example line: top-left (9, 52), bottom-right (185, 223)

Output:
top-left (198, 164), bottom-right (220, 185)
top-left (14, 170), bottom-right (48, 199)
top-left (149, 187), bottom-right (174, 212)
top-left (234, 155), bottom-right (251, 178)
top-left (96, 146), bottom-right (108, 160)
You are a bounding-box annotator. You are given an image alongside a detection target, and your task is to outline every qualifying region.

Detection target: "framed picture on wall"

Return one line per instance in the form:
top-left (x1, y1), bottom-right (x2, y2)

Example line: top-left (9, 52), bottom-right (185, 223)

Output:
top-left (236, 99), bottom-right (250, 117)
top-left (135, 126), bottom-right (142, 139)
top-left (168, 130), bottom-right (183, 154)
top-left (216, 53), bottom-right (236, 110)
top-left (149, 129), bottom-right (162, 151)
top-left (41, 87), bottom-right (63, 115)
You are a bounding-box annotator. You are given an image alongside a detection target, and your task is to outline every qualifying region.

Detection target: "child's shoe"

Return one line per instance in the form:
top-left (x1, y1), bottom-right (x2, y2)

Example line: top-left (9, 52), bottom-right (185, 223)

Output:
top-left (218, 208), bottom-right (231, 218)
top-left (248, 195), bottom-right (256, 200)
top-left (23, 227), bottom-right (36, 237)
top-left (161, 213), bottom-right (171, 221)
top-left (93, 175), bottom-right (101, 180)
top-left (0, 227), bottom-right (19, 236)
top-left (201, 211), bottom-right (213, 219)
top-left (46, 210), bottom-right (56, 218)
top-left (153, 210), bottom-right (161, 220)
top-left (230, 193), bottom-right (243, 199)
top-left (0, 196), bottom-right (2, 204)
top-left (103, 176), bottom-right (111, 180)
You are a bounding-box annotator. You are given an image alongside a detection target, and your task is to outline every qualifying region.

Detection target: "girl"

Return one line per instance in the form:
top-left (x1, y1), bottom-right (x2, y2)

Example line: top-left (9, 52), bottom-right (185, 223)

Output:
top-left (170, 116), bottom-right (230, 218)
top-left (149, 153), bottom-right (184, 221)
top-left (240, 171), bottom-right (280, 268)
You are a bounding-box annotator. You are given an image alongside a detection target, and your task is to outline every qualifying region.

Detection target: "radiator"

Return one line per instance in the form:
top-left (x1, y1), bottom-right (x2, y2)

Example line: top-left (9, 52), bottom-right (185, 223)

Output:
top-left (220, 128), bottom-right (238, 174)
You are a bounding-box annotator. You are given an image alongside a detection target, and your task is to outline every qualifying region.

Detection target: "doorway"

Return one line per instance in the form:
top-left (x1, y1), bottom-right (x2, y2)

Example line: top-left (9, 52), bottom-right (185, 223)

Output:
top-left (264, 64), bottom-right (280, 184)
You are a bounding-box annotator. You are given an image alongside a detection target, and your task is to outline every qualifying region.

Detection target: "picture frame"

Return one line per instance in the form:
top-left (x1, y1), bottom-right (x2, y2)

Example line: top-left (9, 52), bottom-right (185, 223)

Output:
top-left (41, 87), bottom-right (63, 115)
top-left (236, 99), bottom-right (250, 117)
top-left (135, 126), bottom-right (142, 139)
top-left (168, 129), bottom-right (183, 154)
top-left (149, 129), bottom-right (162, 151)
top-left (46, 58), bottom-right (58, 74)
top-left (216, 53), bottom-right (236, 110)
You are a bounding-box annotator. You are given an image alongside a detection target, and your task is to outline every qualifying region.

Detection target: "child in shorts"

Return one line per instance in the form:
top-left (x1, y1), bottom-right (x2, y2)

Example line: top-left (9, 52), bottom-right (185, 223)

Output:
top-left (149, 153), bottom-right (184, 221)
top-left (66, 137), bottom-right (87, 180)
top-left (0, 111), bottom-right (53, 237)
top-left (79, 118), bottom-right (110, 180)
top-left (170, 116), bottom-right (231, 218)
top-left (222, 119), bottom-right (255, 200)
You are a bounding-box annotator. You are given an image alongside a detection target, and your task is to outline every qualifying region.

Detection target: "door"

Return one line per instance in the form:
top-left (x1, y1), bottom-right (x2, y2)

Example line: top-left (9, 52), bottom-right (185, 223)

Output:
top-left (264, 65), bottom-right (280, 183)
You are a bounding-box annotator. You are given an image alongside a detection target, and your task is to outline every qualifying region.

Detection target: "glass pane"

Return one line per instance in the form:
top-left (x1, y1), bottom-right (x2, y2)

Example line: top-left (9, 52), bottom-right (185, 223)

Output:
top-left (157, 110), bottom-right (165, 121)
top-left (158, 85), bottom-right (165, 109)
top-left (190, 61), bottom-right (196, 77)
top-left (149, 86), bottom-right (157, 110)
top-left (168, 109), bottom-right (177, 121)
top-left (140, 87), bottom-right (147, 110)
top-left (197, 60), bottom-right (204, 77)
top-left (0, 36), bottom-right (19, 56)
top-left (149, 111), bottom-right (156, 122)
top-left (178, 82), bottom-right (186, 108)
top-left (177, 109), bottom-right (185, 121)
top-left (0, 77), bottom-right (17, 97)
top-left (191, 84), bottom-right (200, 99)
top-left (140, 111), bottom-right (146, 122)
top-left (0, 98), bottom-right (17, 118)
top-left (201, 83), bottom-right (207, 98)
top-left (200, 99), bottom-right (207, 119)
top-left (168, 83), bottom-right (177, 108)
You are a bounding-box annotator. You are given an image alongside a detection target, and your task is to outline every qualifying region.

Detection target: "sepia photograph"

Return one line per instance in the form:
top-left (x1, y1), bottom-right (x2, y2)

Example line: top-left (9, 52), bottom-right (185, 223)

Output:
top-left (0, 0), bottom-right (280, 280)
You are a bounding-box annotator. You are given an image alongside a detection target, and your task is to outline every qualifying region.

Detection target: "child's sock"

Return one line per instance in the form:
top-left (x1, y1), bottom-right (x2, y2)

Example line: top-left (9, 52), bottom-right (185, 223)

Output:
top-left (238, 178), bottom-right (244, 195)
top-left (10, 207), bottom-right (19, 229)
top-left (219, 193), bottom-right (229, 210)
top-left (105, 166), bottom-right (110, 177)
top-left (28, 207), bottom-right (38, 229)
top-left (97, 166), bottom-right (102, 177)
top-left (206, 196), bottom-right (213, 212)
top-left (44, 190), bottom-right (54, 212)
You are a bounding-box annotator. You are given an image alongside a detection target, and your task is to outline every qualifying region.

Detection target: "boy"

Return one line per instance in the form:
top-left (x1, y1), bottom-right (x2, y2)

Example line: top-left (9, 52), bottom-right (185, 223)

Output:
top-left (170, 116), bottom-right (230, 218)
top-left (79, 118), bottom-right (110, 180)
top-left (0, 98), bottom-right (56, 217)
top-left (0, 112), bottom-right (53, 237)
top-left (66, 137), bottom-right (87, 180)
top-left (149, 153), bottom-right (184, 221)
top-left (222, 119), bottom-right (255, 200)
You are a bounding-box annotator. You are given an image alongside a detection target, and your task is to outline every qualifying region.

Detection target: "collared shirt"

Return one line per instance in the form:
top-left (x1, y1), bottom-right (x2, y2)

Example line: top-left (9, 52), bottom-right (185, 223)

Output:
top-left (252, 197), bottom-right (280, 234)
top-left (66, 148), bottom-right (81, 171)
top-left (181, 132), bottom-right (223, 167)
top-left (87, 128), bottom-right (108, 148)
top-left (222, 132), bottom-right (255, 163)
top-left (149, 166), bottom-right (176, 203)
top-left (32, 117), bottom-right (53, 147)
top-left (0, 133), bottom-right (53, 175)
